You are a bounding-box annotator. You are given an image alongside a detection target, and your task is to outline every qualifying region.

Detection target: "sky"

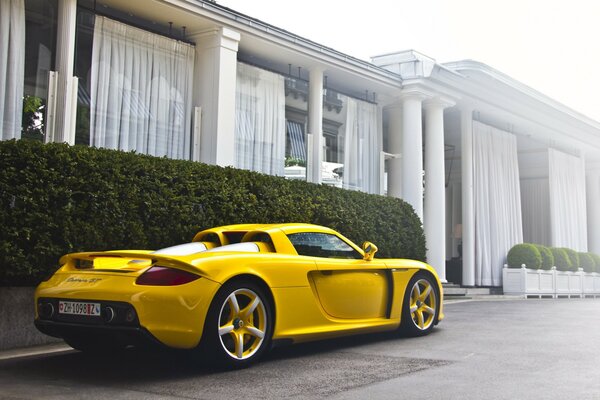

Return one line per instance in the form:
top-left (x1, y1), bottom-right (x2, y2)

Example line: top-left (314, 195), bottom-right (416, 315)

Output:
top-left (221, 0), bottom-right (600, 122)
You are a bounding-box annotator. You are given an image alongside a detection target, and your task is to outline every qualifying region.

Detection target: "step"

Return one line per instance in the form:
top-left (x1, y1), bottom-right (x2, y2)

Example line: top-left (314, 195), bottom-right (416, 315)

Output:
top-left (443, 286), bottom-right (491, 297)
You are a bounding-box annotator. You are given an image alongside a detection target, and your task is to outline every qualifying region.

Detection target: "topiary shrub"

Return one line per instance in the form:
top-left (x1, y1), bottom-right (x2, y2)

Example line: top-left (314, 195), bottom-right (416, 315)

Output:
top-left (507, 243), bottom-right (541, 269)
top-left (579, 252), bottom-right (596, 273)
top-left (591, 253), bottom-right (600, 273)
top-left (551, 248), bottom-right (572, 271)
top-left (0, 140), bottom-right (426, 286)
top-left (561, 248), bottom-right (580, 272)
top-left (534, 245), bottom-right (554, 270)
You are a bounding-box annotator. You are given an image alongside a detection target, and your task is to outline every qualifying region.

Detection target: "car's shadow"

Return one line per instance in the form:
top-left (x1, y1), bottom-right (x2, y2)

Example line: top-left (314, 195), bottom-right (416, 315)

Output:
top-left (0, 327), bottom-right (444, 385)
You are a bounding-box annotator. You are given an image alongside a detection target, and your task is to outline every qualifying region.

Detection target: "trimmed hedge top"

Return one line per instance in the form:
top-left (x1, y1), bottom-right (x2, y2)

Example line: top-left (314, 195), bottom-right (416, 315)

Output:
top-left (579, 252), bottom-right (596, 273)
top-left (507, 244), bottom-right (541, 269)
top-left (507, 243), bottom-right (600, 272)
top-left (560, 248), bottom-right (580, 272)
top-left (535, 245), bottom-right (554, 271)
top-left (550, 248), bottom-right (572, 271)
top-left (0, 140), bottom-right (426, 286)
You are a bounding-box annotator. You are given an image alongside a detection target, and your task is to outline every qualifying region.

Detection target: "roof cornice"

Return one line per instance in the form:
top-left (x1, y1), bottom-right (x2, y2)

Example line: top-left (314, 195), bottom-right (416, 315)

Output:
top-left (443, 59), bottom-right (600, 130)
top-left (167, 0), bottom-right (403, 86)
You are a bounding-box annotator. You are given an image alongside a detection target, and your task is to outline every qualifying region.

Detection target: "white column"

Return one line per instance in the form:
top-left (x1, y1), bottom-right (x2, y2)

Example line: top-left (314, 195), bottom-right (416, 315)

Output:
top-left (402, 93), bottom-right (426, 221)
top-left (461, 107), bottom-right (475, 286)
top-left (587, 171), bottom-right (600, 253)
top-left (191, 27), bottom-right (240, 167)
top-left (445, 185), bottom-right (453, 260)
top-left (387, 104), bottom-right (403, 198)
top-left (424, 98), bottom-right (454, 282)
top-left (49, 0), bottom-right (77, 144)
top-left (451, 181), bottom-right (462, 259)
top-left (376, 104), bottom-right (384, 195)
top-left (308, 68), bottom-right (323, 184)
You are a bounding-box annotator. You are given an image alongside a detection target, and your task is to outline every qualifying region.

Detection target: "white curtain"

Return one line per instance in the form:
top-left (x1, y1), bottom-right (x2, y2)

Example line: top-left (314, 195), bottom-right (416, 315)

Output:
top-left (235, 63), bottom-right (285, 175)
top-left (549, 148), bottom-right (588, 251)
top-left (520, 178), bottom-right (551, 246)
top-left (473, 121), bottom-right (523, 286)
top-left (342, 96), bottom-right (380, 194)
top-left (90, 16), bottom-right (194, 159)
top-left (0, 0), bottom-right (25, 140)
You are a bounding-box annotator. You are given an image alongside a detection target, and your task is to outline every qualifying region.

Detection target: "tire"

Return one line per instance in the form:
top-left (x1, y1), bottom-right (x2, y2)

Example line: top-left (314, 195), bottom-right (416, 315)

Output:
top-left (201, 279), bottom-right (273, 368)
top-left (400, 272), bottom-right (440, 336)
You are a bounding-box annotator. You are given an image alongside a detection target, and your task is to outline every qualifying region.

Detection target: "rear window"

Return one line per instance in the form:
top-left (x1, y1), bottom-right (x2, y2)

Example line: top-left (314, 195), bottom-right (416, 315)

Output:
top-left (152, 242), bottom-right (208, 256)
top-left (205, 243), bottom-right (260, 253)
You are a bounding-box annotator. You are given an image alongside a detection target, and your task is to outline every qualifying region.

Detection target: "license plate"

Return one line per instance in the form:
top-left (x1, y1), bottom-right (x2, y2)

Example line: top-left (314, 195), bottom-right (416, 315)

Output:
top-left (58, 301), bottom-right (101, 316)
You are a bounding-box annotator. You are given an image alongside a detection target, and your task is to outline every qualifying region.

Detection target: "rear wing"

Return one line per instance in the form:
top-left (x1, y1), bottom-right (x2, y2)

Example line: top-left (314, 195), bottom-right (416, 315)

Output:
top-left (59, 251), bottom-right (206, 277)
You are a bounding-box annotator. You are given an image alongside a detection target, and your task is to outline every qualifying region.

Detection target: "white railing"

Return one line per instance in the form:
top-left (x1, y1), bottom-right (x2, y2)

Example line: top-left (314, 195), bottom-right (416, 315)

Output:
top-left (503, 264), bottom-right (600, 298)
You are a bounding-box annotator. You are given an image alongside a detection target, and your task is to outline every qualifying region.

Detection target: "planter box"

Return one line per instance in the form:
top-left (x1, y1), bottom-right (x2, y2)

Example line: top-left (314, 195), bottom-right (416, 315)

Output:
top-left (583, 272), bottom-right (600, 297)
top-left (555, 270), bottom-right (583, 298)
top-left (503, 266), bottom-right (554, 298)
top-left (503, 265), bottom-right (599, 298)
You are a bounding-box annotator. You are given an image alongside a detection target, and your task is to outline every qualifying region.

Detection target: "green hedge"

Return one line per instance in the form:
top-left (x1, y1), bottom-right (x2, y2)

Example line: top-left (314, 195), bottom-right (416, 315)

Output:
top-left (550, 248), bottom-right (572, 271)
top-left (507, 243), bottom-right (541, 269)
top-left (591, 254), bottom-right (600, 272)
top-left (560, 248), bottom-right (580, 272)
top-left (505, 245), bottom-right (600, 272)
top-left (535, 245), bottom-right (554, 270)
top-left (579, 252), bottom-right (596, 273)
top-left (0, 140), bottom-right (426, 286)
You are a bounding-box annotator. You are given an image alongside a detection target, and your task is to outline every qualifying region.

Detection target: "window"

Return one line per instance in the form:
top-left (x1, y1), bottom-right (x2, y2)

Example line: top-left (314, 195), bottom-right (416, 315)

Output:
top-left (287, 232), bottom-right (362, 259)
top-left (74, 15), bottom-right (194, 159)
top-left (235, 63), bottom-right (285, 175)
top-left (20, 0), bottom-right (58, 141)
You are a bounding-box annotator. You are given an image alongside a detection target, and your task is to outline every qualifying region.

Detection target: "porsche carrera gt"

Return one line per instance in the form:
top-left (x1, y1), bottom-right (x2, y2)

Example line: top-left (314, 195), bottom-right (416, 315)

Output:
top-left (35, 223), bottom-right (444, 368)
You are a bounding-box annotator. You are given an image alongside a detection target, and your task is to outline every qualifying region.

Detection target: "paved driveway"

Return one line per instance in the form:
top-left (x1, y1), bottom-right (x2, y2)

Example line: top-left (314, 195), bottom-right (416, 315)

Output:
top-left (1, 299), bottom-right (599, 399)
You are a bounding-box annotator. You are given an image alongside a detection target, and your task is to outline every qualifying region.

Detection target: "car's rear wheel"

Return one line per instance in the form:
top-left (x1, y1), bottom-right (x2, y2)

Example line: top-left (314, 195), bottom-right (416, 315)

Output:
top-left (201, 279), bottom-right (273, 368)
top-left (400, 272), bottom-right (439, 336)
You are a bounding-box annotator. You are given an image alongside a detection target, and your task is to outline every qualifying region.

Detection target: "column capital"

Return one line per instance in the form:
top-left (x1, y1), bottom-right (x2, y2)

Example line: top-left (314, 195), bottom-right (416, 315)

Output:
top-left (586, 161), bottom-right (600, 175)
top-left (423, 96), bottom-right (456, 111)
top-left (398, 88), bottom-right (431, 102)
top-left (309, 65), bottom-right (325, 75)
top-left (192, 27), bottom-right (240, 52)
top-left (458, 102), bottom-right (477, 114)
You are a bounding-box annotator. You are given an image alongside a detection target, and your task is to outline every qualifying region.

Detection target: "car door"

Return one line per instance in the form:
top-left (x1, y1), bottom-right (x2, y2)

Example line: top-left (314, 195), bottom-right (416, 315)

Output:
top-left (287, 232), bottom-right (390, 320)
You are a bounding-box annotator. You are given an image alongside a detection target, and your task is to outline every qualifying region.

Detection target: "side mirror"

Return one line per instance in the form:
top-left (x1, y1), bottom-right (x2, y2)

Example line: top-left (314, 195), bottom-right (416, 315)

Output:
top-left (362, 241), bottom-right (378, 261)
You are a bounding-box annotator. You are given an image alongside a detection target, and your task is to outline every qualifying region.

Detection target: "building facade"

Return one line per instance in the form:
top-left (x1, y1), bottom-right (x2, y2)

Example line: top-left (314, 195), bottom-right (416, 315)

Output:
top-left (2, 0), bottom-right (600, 286)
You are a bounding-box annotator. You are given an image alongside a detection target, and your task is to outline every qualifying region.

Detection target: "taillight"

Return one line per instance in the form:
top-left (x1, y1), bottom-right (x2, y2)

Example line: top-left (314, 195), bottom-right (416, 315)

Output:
top-left (136, 266), bottom-right (200, 286)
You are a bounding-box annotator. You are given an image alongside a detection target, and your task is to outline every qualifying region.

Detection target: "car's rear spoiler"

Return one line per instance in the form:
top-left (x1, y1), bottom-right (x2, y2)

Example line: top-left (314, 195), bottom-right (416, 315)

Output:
top-left (60, 252), bottom-right (207, 277)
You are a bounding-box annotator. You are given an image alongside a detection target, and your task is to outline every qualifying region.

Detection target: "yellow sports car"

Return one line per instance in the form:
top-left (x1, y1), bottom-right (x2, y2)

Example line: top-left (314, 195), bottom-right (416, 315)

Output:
top-left (35, 223), bottom-right (444, 368)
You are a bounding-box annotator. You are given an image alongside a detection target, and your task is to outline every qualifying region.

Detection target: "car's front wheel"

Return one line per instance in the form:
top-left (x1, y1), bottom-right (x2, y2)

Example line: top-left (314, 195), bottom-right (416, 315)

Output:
top-left (201, 279), bottom-right (273, 368)
top-left (400, 272), bottom-right (439, 336)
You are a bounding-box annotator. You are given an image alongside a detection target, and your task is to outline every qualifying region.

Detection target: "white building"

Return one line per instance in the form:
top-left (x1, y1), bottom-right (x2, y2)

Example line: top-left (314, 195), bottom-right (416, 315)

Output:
top-left (2, 0), bottom-right (600, 286)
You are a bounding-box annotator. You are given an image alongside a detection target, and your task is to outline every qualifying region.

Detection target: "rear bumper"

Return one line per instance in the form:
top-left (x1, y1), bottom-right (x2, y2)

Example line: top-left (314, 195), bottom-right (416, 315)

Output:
top-left (34, 318), bottom-right (163, 348)
top-left (35, 273), bottom-right (221, 349)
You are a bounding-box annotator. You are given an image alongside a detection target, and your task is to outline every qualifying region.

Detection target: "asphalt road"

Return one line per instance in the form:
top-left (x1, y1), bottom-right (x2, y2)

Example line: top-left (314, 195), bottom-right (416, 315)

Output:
top-left (1, 299), bottom-right (599, 400)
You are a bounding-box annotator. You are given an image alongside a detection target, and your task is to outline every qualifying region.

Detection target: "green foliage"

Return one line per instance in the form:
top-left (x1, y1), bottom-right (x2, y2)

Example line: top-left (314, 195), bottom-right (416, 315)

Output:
top-left (506, 243), bottom-right (541, 269)
top-left (284, 157), bottom-right (306, 167)
top-left (591, 253), bottom-right (600, 273)
top-left (0, 140), bottom-right (426, 286)
top-left (21, 96), bottom-right (44, 141)
top-left (534, 245), bottom-right (554, 270)
top-left (579, 252), bottom-right (596, 273)
top-left (560, 248), bottom-right (580, 272)
top-left (550, 248), bottom-right (572, 271)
